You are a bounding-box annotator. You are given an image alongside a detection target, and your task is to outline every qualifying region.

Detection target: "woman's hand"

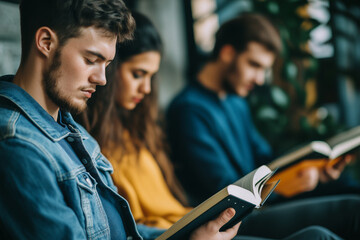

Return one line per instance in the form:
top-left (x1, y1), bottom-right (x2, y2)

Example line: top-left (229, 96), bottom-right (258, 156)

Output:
top-left (189, 208), bottom-right (241, 240)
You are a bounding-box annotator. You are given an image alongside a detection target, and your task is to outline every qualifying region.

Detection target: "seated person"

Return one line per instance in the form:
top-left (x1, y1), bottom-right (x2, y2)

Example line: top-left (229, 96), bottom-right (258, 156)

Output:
top-left (166, 13), bottom-right (360, 206)
top-left (77, 11), bottom-right (360, 240)
top-left (0, 2), bottom-right (240, 239)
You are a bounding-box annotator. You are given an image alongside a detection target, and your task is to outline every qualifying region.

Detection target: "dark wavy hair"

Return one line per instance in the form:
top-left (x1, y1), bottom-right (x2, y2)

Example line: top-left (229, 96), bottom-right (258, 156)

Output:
top-left (77, 11), bottom-right (187, 205)
top-left (211, 13), bottom-right (282, 60)
top-left (19, 0), bottom-right (135, 63)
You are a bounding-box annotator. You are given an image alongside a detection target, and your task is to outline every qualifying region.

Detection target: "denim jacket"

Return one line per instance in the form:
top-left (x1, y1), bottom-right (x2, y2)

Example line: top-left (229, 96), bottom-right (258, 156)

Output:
top-left (0, 76), bottom-right (143, 240)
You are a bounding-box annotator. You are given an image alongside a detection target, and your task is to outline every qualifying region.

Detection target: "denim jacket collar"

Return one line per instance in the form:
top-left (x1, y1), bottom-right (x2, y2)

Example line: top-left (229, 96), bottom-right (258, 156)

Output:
top-left (0, 75), bottom-right (78, 142)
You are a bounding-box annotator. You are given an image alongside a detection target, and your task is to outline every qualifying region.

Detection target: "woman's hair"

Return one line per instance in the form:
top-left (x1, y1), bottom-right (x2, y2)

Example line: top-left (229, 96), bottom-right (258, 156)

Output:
top-left (77, 11), bottom-right (187, 205)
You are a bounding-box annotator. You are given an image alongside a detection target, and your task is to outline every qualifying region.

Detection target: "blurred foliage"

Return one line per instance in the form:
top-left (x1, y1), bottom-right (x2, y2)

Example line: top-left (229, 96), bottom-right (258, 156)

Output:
top-left (247, 0), bottom-right (346, 155)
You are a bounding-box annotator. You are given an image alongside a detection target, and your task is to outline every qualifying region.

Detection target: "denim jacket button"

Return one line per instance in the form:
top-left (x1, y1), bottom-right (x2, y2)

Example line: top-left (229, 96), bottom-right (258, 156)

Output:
top-left (67, 136), bottom-right (74, 142)
top-left (84, 175), bottom-right (93, 187)
top-left (81, 158), bottom-right (88, 164)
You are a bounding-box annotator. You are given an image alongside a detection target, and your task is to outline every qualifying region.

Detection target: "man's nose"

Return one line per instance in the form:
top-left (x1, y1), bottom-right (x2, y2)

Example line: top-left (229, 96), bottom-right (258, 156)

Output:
top-left (91, 65), bottom-right (107, 86)
top-left (255, 70), bottom-right (266, 86)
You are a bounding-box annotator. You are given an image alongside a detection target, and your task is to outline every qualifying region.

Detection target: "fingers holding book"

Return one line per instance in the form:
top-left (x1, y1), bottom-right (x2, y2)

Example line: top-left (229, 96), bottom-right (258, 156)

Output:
top-left (273, 163), bottom-right (320, 197)
top-left (189, 208), bottom-right (241, 240)
top-left (271, 154), bottom-right (355, 197)
top-left (320, 154), bottom-right (354, 183)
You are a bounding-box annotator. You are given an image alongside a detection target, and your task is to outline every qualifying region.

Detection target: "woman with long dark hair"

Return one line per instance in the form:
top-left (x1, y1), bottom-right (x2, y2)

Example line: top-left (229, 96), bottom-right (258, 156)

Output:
top-left (78, 11), bottom-right (189, 229)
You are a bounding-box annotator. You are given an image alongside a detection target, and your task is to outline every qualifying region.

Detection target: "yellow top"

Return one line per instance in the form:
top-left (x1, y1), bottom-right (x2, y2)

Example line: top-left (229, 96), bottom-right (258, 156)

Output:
top-left (105, 145), bottom-right (191, 229)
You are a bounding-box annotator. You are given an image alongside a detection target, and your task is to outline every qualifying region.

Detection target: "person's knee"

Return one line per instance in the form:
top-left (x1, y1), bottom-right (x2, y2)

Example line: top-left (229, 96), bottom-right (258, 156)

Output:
top-left (287, 226), bottom-right (341, 240)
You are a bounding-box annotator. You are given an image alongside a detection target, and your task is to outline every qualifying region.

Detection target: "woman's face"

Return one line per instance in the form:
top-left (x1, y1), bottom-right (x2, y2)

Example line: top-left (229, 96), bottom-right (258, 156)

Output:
top-left (115, 51), bottom-right (161, 110)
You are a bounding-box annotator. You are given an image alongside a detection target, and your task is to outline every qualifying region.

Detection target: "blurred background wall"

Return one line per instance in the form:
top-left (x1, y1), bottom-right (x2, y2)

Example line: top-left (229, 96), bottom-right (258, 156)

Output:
top-left (0, 1), bottom-right (20, 76)
top-left (1, 0), bottom-right (360, 156)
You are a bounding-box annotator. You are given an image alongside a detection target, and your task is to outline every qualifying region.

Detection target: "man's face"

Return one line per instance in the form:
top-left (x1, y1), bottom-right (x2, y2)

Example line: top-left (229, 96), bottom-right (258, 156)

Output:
top-left (44, 27), bottom-right (116, 114)
top-left (224, 41), bottom-right (275, 97)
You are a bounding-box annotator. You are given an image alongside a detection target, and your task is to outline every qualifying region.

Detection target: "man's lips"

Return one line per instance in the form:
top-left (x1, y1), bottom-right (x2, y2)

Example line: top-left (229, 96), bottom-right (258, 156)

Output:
top-left (245, 84), bottom-right (254, 91)
top-left (82, 89), bottom-right (95, 98)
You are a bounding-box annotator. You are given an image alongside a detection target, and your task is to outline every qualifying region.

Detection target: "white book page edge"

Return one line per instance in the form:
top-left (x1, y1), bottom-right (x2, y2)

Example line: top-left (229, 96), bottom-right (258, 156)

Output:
top-left (330, 136), bottom-right (360, 159)
top-left (228, 185), bottom-right (259, 206)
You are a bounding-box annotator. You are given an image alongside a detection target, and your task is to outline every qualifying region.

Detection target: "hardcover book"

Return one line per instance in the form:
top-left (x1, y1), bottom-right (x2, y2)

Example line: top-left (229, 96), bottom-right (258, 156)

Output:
top-left (268, 125), bottom-right (360, 171)
top-left (156, 165), bottom-right (279, 240)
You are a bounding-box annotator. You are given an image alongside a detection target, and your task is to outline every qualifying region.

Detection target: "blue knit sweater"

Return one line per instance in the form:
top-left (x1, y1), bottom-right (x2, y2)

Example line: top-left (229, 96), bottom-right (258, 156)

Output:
top-left (166, 81), bottom-right (273, 206)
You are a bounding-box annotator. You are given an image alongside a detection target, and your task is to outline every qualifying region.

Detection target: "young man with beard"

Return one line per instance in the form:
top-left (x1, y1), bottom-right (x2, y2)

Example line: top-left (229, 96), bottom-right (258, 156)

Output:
top-left (0, 1), bottom-right (242, 239)
top-left (166, 14), bottom-right (354, 206)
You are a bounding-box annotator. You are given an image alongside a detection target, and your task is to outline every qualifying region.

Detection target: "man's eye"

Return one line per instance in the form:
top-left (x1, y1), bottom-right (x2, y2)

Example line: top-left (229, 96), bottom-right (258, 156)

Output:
top-left (86, 58), bottom-right (96, 65)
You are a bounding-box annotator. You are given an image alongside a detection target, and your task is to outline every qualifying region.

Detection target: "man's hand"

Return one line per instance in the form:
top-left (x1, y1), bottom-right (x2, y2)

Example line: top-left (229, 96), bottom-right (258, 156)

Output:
top-left (319, 155), bottom-right (354, 183)
top-left (273, 162), bottom-right (320, 198)
top-left (272, 155), bottom-right (355, 197)
top-left (189, 208), bottom-right (241, 240)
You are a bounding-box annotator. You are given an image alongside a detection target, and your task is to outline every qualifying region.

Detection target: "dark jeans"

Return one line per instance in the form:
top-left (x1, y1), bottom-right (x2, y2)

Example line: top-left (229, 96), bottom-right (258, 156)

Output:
top-left (236, 194), bottom-right (360, 240)
top-left (234, 226), bottom-right (341, 240)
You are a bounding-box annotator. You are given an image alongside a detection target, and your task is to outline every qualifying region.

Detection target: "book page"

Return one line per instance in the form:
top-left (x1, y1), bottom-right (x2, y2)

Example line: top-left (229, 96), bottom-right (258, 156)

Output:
top-left (330, 136), bottom-right (360, 159)
top-left (254, 166), bottom-right (277, 201)
top-left (327, 125), bottom-right (360, 148)
top-left (259, 180), bottom-right (279, 207)
top-left (232, 168), bottom-right (258, 195)
top-left (310, 141), bottom-right (332, 156)
top-left (232, 165), bottom-right (272, 202)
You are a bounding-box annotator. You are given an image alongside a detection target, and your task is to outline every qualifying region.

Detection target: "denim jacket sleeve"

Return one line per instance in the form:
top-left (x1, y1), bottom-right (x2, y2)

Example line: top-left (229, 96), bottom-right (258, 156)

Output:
top-left (0, 138), bottom-right (87, 240)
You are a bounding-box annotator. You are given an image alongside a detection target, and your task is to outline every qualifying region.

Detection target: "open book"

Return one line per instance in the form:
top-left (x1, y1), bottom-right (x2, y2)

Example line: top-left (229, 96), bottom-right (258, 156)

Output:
top-left (268, 125), bottom-right (360, 171)
top-left (156, 165), bottom-right (279, 240)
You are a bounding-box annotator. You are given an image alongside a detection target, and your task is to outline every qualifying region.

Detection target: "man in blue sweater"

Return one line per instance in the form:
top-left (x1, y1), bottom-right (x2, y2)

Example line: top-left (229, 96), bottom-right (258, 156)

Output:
top-left (167, 14), bottom-right (353, 206)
